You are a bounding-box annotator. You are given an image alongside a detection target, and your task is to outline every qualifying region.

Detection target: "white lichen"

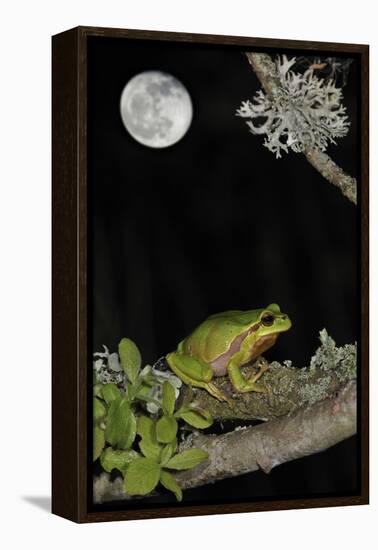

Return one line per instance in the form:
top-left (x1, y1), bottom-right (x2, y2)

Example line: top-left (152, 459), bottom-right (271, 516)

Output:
top-left (309, 329), bottom-right (357, 379)
top-left (93, 346), bottom-right (126, 386)
top-left (298, 329), bottom-right (357, 405)
top-left (236, 55), bottom-right (350, 158)
top-left (139, 364), bottom-right (182, 414)
top-left (93, 347), bottom-right (181, 414)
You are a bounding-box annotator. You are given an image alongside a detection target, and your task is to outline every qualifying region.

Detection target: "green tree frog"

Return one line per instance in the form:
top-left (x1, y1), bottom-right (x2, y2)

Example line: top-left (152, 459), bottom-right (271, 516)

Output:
top-left (166, 304), bottom-right (291, 402)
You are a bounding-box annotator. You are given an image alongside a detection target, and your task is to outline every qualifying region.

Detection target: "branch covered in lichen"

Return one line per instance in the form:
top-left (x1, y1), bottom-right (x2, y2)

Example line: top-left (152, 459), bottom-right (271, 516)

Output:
top-left (94, 380), bottom-right (356, 501)
top-left (186, 329), bottom-right (356, 421)
top-left (238, 55), bottom-right (350, 158)
top-left (243, 52), bottom-right (357, 204)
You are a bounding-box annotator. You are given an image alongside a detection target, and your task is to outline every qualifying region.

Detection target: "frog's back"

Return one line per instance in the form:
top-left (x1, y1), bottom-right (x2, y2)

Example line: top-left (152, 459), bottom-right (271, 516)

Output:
top-left (183, 310), bottom-right (252, 362)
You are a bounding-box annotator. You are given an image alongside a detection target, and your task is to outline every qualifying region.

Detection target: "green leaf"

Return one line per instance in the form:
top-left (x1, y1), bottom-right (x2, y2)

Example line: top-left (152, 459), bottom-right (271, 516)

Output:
top-left (101, 383), bottom-right (121, 404)
top-left (93, 397), bottom-right (107, 423)
top-left (162, 381), bottom-right (176, 416)
top-left (176, 407), bottom-right (213, 429)
top-left (165, 448), bottom-right (209, 470)
top-left (135, 382), bottom-right (162, 409)
top-left (135, 382), bottom-right (152, 399)
top-left (160, 440), bottom-right (177, 466)
top-left (156, 415), bottom-right (178, 443)
top-left (135, 392), bottom-right (162, 409)
top-left (93, 426), bottom-right (105, 461)
top-left (137, 416), bottom-right (161, 461)
top-left (93, 383), bottom-right (103, 398)
top-left (160, 470), bottom-right (182, 501)
top-left (137, 415), bottom-right (155, 439)
top-left (100, 447), bottom-right (140, 474)
top-left (119, 338), bottom-right (141, 385)
top-left (124, 458), bottom-right (161, 496)
top-left (105, 397), bottom-right (137, 449)
top-left (139, 438), bottom-right (161, 461)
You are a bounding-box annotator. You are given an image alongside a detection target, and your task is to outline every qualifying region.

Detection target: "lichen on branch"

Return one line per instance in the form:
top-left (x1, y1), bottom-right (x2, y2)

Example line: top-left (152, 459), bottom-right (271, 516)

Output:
top-left (237, 55), bottom-right (350, 159)
top-left (241, 52), bottom-right (357, 204)
top-left (187, 329), bottom-right (356, 421)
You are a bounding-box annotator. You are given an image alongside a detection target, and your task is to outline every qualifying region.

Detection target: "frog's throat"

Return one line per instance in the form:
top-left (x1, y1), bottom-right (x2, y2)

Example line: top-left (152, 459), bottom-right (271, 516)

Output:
top-left (210, 328), bottom-right (278, 377)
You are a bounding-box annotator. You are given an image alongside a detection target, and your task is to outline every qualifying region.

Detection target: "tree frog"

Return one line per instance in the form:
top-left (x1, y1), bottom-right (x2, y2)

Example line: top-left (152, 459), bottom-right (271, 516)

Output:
top-left (166, 304), bottom-right (291, 402)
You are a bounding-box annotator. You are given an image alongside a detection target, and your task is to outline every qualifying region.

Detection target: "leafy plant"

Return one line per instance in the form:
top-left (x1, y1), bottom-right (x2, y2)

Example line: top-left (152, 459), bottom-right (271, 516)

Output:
top-left (93, 338), bottom-right (213, 501)
top-left (125, 411), bottom-right (208, 501)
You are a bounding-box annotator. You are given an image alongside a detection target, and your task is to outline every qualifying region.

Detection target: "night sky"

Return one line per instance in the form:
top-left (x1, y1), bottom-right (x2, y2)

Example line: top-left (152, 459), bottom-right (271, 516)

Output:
top-left (88, 36), bottom-right (360, 510)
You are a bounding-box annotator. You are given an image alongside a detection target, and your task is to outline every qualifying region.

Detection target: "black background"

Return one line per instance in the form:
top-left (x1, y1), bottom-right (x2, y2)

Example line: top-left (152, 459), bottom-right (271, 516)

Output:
top-left (88, 36), bottom-right (359, 508)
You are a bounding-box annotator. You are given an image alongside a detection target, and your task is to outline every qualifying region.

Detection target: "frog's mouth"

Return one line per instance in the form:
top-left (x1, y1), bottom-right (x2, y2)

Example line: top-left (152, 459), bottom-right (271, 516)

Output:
top-left (210, 324), bottom-right (279, 377)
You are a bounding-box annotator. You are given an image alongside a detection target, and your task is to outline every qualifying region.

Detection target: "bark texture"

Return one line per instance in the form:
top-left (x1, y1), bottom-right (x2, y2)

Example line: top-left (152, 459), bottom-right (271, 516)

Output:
top-left (176, 381), bottom-right (356, 488)
top-left (304, 148), bottom-right (357, 204)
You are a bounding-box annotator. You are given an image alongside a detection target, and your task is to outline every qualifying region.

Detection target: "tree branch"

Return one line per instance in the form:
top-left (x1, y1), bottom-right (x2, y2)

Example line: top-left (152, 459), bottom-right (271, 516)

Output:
top-left (93, 331), bottom-right (356, 502)
top-left (304, 148), bottom-right (357, 204)
top-left (93, 381), bottom-right (356, 502)
top-left (245, 52), bottom-right (357, 205)
top-left (176, 380), bottom-right (356, 488)
top-left (181, 331), bottom-right (356, 421)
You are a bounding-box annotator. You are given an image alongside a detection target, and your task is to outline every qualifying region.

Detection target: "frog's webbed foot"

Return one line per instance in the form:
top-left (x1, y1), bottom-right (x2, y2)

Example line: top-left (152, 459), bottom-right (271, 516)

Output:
top-left (234, 381), bottom-right (268, 394)
top-left (246, 357), bottom-right (270, 383)
top-left (228, 356), bottom-right (270, 394)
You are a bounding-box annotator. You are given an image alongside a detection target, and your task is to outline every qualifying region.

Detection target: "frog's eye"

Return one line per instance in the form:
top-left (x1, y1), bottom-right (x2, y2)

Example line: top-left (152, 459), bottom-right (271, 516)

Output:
top-left (261, 313), bottom-right (275, 327)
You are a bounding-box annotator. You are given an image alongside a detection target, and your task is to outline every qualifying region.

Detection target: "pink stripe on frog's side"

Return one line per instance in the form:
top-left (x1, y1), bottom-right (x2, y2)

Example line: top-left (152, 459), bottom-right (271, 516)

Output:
top-left (209, 323), bottom-right (268, 376)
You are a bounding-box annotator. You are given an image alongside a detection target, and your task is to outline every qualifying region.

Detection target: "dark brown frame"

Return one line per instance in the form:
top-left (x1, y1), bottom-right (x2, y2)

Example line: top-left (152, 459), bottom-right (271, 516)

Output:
top-left (52, 26), bottom-right (369, 523)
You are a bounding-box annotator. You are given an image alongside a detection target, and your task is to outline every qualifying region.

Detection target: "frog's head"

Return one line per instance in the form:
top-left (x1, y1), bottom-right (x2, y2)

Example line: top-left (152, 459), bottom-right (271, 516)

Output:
top-left (257, 303), bottom-right (292, 337)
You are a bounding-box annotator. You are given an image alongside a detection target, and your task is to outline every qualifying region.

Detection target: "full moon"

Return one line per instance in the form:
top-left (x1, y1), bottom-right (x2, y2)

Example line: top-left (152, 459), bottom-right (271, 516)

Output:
top-left (120, 71), bottom-right (193, 148)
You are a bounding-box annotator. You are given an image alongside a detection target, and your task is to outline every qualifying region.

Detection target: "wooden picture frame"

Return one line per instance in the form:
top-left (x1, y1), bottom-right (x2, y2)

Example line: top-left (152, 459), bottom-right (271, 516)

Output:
top-left (52, 26), bottom-right (369, 523)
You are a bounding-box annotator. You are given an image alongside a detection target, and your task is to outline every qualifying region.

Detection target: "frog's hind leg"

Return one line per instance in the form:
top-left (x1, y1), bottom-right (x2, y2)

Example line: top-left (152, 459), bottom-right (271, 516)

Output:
top-left (166, 352), bottom-right (212, 384)
top-left (166, 352), bottom-right (231, 403)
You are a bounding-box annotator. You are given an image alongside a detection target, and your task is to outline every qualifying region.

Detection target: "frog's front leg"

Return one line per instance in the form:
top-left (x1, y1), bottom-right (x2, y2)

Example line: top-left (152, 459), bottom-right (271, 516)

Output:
top-left (227, 335), bottom-right (269, 393)
top-left (166, 352), bottom-right (230, 403)
top-left (246, 359), bottom-right (270, 384)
